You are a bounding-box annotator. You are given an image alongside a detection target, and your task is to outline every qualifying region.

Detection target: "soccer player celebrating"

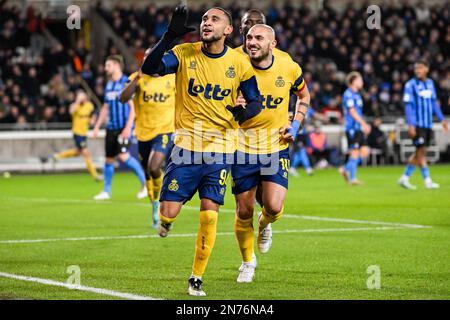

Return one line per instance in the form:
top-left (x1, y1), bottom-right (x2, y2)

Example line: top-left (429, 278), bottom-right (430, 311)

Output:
top-left (338, 72), bottom-right (371, 185)
top-left (398, 60), bottom-right (448, 190)
top-left (120, 50), bottom-right (176, 229)
top-left (232, 24), bottom-right (310, 283)
top-left (92, 55), bottom-right (147, 200)
top-left (52, 90), bottom-right (101, 181)
top-left (141, 6), bottom-right (263, 296)
top-left (236, 9), bottom-right (291, 60)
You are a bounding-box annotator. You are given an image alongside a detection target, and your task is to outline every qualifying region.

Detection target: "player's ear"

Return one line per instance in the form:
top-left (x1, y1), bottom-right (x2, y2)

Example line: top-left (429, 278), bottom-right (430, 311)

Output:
top-left (271, 39), bottom-right (277, 49)
top-left (224, 25), bottom-right (233, 36)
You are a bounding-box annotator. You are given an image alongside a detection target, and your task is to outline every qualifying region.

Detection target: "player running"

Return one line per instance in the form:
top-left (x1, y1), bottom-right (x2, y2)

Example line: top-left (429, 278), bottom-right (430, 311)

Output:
top-left (141, 6), bottom-right (263, 296)
top-left (232, 24), bottom-right (310, 283)
top-left (338, 72), bottom-right (371, 185)
top-left (52, 90), bottom-right (102, 181)
top-left (92, 55), bottom-right (147, 200)
top-left (398, 60), bottom-right (448, 190)
top-left (120, 50), bottom-right (176, 229)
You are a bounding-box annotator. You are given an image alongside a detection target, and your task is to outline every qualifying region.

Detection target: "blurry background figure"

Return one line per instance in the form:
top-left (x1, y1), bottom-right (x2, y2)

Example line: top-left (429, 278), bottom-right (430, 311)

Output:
top-left (367, 117), bottom-right (388, 164)
top-left (52, 90), bottom-right (102, 181)
top-left (308, 121), bottom-right (330, 169)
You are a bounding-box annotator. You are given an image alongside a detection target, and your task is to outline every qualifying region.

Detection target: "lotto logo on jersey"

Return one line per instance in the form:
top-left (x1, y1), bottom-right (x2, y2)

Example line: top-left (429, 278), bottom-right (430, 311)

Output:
top-left (261, 95), bottom-right (284, 109)
top-left (187, 78), bottom-right (232, 101)
top-left (143, 91), bottom-right (170, 103)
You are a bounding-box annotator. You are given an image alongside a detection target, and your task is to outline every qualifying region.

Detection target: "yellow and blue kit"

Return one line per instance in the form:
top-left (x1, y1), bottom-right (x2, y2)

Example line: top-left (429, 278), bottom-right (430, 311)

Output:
top-left (71, 101), bottom-right (94, 150)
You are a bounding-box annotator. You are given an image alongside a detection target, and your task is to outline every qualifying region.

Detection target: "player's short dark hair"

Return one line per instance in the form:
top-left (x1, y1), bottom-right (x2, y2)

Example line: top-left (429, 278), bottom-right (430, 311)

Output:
top-left (242, 9), bottom-right (266, 24)
top-left (346, 71), bottom-right (362, 86)
top-left (415, 59), bottom-right (429, 68)
top-left (210, 7), bottom-right (233, 25)
top-left (106, 55), bottom-right (124, 70)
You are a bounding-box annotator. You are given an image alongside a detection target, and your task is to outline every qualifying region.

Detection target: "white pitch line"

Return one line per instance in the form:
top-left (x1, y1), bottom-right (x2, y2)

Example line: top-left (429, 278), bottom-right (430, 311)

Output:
top-left (0, 224), bottom-right (425, 245)
top-left (0, 196), bottom-right (432, 228)
top-left (0, 272), bottom-right (160, 300)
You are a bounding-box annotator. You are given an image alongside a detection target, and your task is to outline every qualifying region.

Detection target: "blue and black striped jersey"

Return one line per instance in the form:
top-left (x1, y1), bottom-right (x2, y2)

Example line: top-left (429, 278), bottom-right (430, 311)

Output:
top-left (104, 75), bottom-right (130, 130)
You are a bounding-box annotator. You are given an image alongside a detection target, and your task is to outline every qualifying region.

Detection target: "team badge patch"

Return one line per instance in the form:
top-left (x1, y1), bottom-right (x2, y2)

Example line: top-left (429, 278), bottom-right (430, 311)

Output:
top-left (225, 66), bottom-right (236, 78)
top-left (189, 61), bottom-right (197, 69)
top-left (168, 179), bottom-right (179, 191)
top-left (275, 76), bottom-right (285, 87)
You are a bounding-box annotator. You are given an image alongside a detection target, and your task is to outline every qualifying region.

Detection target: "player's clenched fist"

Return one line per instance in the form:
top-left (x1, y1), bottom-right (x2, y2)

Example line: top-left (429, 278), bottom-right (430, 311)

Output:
top-left (165, 5), bottom-right (196, 40)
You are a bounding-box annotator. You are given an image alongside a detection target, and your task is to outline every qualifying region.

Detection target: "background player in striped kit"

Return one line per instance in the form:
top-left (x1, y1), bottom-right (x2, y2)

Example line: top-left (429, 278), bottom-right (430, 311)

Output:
top-left (398, 60), bottom-right (448, 190)
top-left (92, 55), bottom-right (147, 200)
top-left (338, 72), bottom-right (371, 186)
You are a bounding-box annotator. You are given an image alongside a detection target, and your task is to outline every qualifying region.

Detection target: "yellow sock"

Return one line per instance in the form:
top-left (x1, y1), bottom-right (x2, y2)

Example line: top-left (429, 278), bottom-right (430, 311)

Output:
top-left (84, 156), bottom-right (98, 178)
top-left (55, 149), bottom-right (78, 159)
top-left (159, 212), bottom-right (176, 225)
top-left (234, 215), bottom-right (254, 263)
top-left (192, 210), bottom-right (218, 278)
top-left (152, 172), bottom-right (163, 201)
top-left (260, 206), bottom-right (284, 228)
top-left (146, 179), bottom-right (154, 201)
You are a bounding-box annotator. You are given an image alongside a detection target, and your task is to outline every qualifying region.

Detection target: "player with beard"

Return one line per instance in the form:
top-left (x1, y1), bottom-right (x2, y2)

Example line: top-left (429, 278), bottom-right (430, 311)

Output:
top-left (235, 9), bottom-right (291, 60)
top-left (231, 24), bottom-right (310, 283)
top-left (141, 6), bottom-right (263, 296)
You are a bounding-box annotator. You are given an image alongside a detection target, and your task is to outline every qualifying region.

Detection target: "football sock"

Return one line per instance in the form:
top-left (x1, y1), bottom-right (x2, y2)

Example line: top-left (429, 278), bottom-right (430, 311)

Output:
top-left (299, 148), bottom-right (312, 170)
top-left (260, 206), bottom-right (284, 229)
top-left (234, 215), bottom-right (254, 263)
top-left (55, 149), bottom-right (78, 159)
top-left (124, 156), bottom-right (146, 186)
top-left (159, 212), bottom-right (176, 225)
top-left (146, 178), bottom-right (154, 201)
top-left (403, 164), bottom-right (416, 179)
top-left (420, 166), bottom-right (430, 180)
top-left (84, 156), bottom-right (98, 178)
top-left (152, 171), bottom-right (163, 200)
top-left (345, 158), bottom-right (358, 181)
top-left (104, 162), bottom-right (114, 194)
top-left (192, 210), bottom-right (218, 278)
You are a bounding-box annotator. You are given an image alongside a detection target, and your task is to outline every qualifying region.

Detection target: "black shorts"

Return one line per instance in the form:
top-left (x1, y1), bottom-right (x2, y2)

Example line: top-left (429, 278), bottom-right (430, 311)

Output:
top-left (346, 130), bottom-right (368, 150)
top-left (413, 127), bottom-right (432, 148)
top-left (105, 129), bottom-right (131, 158)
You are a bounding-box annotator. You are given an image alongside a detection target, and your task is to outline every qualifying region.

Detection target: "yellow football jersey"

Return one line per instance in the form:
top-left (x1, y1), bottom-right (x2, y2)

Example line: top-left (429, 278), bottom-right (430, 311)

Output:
top-left (235, 45), bottom-right (292, 60)
top-left (168, 42), bottom-right (258, 153)
top-left (72, 101), bottom-right (94, 136)
top-left (128, 72), bottom-right (176, 142)
top-left (238, 55), bottom-right (306, 154)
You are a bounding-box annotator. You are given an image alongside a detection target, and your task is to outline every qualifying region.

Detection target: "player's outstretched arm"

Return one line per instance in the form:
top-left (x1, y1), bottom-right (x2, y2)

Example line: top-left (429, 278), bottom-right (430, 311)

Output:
top-left (92, 104), bottom-right (108, 139)
top-left (141, 5), bottom-right (195, 75)
top-left (120, 72), bottom-right (141, 103)
top-left (284, 85), bottom-right (311, 141)
top-left (226, 76), bottom-right (263, 125)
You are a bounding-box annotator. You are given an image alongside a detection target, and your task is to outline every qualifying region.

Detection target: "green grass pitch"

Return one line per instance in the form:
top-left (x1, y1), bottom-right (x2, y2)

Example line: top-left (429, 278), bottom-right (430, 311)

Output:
top-left (0, 165), bottom-right (449, 300)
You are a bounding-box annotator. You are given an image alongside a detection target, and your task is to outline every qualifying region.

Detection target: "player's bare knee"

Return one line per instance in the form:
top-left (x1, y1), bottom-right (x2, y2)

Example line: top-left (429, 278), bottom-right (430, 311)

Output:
top-left (236, 202), bottom-right (254, 220)
top-left (159, 202), bottom-right (179, 219)
top-left (264, 202), bottom-right (283, 216)
top-left (118, 153), bottom-right (129, 162)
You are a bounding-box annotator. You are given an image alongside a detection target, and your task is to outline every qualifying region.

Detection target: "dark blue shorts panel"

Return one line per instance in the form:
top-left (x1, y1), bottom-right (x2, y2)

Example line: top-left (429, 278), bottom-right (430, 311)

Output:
top-left (138, 133), bottom-right (174, 170)
top-left (159, 147), bottom-right (231, 205)
top-left (231, 148), bottom-right (290, 195)
top-left (74, 134), bottom-right (87, 150)
top-left (346, 130), bottom-right (368, 150)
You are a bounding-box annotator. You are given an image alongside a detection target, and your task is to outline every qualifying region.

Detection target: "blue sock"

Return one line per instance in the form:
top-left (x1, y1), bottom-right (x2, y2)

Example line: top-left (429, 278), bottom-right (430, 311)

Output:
top-left (403, 164), bottom-right (415, 177)
top-left (125, 156), bottom-right (146, 186)
top-left (346, 158), bottom-right (358, 181)
top-left (299, 148), bottom-right (312, 170)
top-left (357, 156), bottom-right (363, 165)
top-left (291, 150), bottom-right (302, 169)
top-left (420, 166), bottom-right (430, 180)
top-left (104, 162), bottom-right (115, 194)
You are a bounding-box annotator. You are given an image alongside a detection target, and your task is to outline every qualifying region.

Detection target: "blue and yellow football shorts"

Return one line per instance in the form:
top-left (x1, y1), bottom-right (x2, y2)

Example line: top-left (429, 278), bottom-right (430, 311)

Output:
top-left (231, 148), bottom-right (290, 195)
top-left (138, 133), bottom-right (174, 172)
top-left (73, 134), bottom-right (87, 150)
top-left (160, 146), bottom-right (232, 205)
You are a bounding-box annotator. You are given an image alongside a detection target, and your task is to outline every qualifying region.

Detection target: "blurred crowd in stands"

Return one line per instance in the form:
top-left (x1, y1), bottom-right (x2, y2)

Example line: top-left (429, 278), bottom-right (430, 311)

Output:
top-left (0, 0), bottom-right (449, 127)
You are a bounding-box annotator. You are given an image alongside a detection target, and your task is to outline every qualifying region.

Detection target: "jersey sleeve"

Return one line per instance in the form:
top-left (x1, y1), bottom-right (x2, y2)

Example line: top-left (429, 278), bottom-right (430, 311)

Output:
top-left (403, 82), bottom-right (416, 126)
top-left (160, 44), bottom-right (184, 75)
top-left (128, 72), bottom-right (138, 82)
top-left (343, 92), bottom-right (355, 109)
top-left (238, 59), bottom-right (261, 102)
top-left (430, 81), bottom-right (444, 121)
top-left (290, 62), bottom-right (306, 95)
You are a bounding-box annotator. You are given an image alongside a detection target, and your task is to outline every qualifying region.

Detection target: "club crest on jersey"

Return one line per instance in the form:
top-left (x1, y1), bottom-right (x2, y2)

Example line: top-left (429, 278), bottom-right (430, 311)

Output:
top-left (168, 179), bottom-right (179, 191)
top-left (187, 78), bottom-right (232, 101)
top-left (189, 61), bottom-right (197, 69)
top-left (225, 66), bottom-right (236, 78)
top-left (275, 76), bottom-right (285, 87)
top-left (166, 81), bottom-right (171, 88)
